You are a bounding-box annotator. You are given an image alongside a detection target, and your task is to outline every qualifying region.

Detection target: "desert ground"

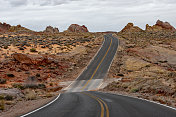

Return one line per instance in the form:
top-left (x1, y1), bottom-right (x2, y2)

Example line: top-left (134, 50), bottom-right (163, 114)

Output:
top-left (0, 20), bottom-right (176, 116)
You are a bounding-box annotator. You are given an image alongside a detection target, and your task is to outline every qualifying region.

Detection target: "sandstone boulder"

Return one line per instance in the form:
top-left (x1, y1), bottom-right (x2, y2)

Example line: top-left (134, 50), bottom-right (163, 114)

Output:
top-left (67, 24), bottom-right (89, 33)
top-left (12, 53), bottom-right (55, 65)
top-left (44, 26), bottom-right (59, 34)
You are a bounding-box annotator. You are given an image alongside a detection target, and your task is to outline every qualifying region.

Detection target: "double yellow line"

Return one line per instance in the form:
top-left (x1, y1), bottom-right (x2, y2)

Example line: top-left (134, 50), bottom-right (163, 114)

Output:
top-left (81, 38), bottom-right (112, 91)
top-left (82, 92), bottom-right (109, 117)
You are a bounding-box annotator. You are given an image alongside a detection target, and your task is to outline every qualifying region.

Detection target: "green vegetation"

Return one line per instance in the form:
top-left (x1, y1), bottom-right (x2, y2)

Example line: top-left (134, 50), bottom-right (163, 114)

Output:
top-left (130, 88), bottom-right (139, 93)
top-left (30, 48), bottom-right (37, 52)
top-left (6, 73), bottom-right (15, 77)
top-left (12, 83), bottom-right (25, 90)
top-left (0, 79), bottom-right (7, 84)
top-left (0, 100), bottom-right (5, 110)
top-left (4, 46), bottom-right (8, 49)
top-left (5, 95), bottom-right (13, 101)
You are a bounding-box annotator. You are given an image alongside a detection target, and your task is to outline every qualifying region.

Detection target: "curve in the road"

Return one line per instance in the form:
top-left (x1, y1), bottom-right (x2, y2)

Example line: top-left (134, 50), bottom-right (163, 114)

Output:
top-left (21, 91), bottom-right (176, 117)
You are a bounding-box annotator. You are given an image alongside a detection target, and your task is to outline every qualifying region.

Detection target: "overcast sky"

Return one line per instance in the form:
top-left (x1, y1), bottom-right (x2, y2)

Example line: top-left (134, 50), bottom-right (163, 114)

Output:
top-left (0, 0), bottom-right (176, 32)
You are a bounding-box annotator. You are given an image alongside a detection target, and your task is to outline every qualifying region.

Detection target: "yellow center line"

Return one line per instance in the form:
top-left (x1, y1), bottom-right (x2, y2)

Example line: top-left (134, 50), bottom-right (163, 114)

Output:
top-left (82, 92), bottom-right (110, 117)
top-left (98, 98), bottom-right (109, 117)
top-left (81, 38), bottom-right (112, 90)
top-left (82, 92), bottom-right (104, 117)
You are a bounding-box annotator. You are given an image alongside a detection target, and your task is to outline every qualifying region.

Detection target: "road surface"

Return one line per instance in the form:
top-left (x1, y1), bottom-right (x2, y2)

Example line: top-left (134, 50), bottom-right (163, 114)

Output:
top-left (66, 34), bottom-right (118, 92)
top-left (22, 91), bottom-right (176, 117)
top-left (21, 34), bottom-right (176, 117)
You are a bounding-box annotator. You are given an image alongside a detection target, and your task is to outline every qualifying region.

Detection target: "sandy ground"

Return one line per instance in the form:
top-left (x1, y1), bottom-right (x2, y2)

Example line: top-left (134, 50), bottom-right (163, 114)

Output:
top-left (0, 96), bottom-right (56, 117)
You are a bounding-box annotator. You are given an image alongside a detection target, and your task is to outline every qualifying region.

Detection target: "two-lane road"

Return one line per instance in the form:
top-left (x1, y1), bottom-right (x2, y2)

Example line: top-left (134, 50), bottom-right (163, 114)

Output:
top-left (22, 91), bottom-right (176, 117)
top-left (66, 34), bottom-right (118, 92)
top-left (21, 34), bottom-right (176, 117)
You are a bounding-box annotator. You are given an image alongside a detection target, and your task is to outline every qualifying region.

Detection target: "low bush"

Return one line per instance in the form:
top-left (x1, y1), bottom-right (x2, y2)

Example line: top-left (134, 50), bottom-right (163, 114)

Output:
top-left (130, 88), bottom-right (139, 93)
top-left (30, 48), bottom-right (37, 52)
top-left (0, 95), bottom-right (4, 100)
top-left (12, 83), bottom-right (25, 90)
top-left (6, 74), bottom-right (15, 77)
top-left (4, 46), bottom-right (8, 49)
top-left (0, 100), bottom-right (5, 110)
top-left (5, 95), bottom-right (13, 101)
top-left (0, 79), bottom-right (6, 84)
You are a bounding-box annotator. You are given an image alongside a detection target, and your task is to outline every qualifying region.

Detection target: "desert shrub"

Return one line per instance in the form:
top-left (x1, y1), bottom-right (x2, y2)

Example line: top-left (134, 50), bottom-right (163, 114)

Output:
top-left (0, 79), bottom-right (6, 84)
top-left (12, 83), bottom-right (25, 90)
top-left (4, 46), bottom-right (8, 49)
top-left (84, 35), bottom-right (89, 38)
top-left (6, 74), bottom-right (15, 77)
top-left (36, 73), bottom-right (40, 77)
top-left (19, 47), bottom-right (24, 50)
top-left (38, 84), bottom-right (46, 89)
top-left (30, 48), bottom-right (37, 52)
top-left (5, 95), bottom-right (13, 101)
top-left (168, 72), bottom-right (176, 78)
top-left (49, 83), bottom-right (53, 86)
top-left (0, 100), bottom-right (5, 110)
top-left (25, 90), bottom-right (36, 100)
top-left (0, 95), bottom-right (4, 100)
top-left (130, 88), bottom-right (139, 93)
top-left (45, 93), bottom-right (53, 98)
top-left (5, 101), bottom-right (13, 105)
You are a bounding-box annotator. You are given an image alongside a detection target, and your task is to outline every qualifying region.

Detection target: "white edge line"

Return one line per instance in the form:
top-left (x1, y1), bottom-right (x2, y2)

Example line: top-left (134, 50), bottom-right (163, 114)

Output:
top-left (20, 94), bottom-right (61, 117)
top-left (65, 35), bottom-right (105, 90)
top-left (98, 91), bottom-right (176, 111)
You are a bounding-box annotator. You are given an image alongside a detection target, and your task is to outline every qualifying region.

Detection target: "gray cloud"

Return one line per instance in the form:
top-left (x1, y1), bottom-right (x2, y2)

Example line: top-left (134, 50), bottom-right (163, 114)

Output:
top-left (0, 0), bottom-right (175, 32)
top-left (7, 0), bottom-right (28, 7)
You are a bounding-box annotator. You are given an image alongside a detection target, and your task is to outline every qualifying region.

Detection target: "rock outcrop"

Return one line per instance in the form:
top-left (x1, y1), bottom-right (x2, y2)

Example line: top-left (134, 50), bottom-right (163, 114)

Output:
top-left (120, 23), bottom-right (143, 33)
top-left (127, 46), bottom-right (176, 70)
top-left (146, 20), bottom-right (176, 32)
top-left (12, 53), bottom-right (56, 65)
top-left (67, 24), bottom-right (89, 33)
top-left (44, 26), bottom-right (59, 34)
top-left (9, 25), bottom-right (33, 33)
top-left (124, 57), bottom-right (151, 71)
top-left (0, 22), bottom-right (11, 32)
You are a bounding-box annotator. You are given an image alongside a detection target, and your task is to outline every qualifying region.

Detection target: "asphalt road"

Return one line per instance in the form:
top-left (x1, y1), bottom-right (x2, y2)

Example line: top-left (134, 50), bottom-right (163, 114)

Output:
top-left (21, 34), bottom-right (176, 117)
top-left (22, 91), bottom-right (176, 117)
top-left (66, 34), bottom-right (118, 92)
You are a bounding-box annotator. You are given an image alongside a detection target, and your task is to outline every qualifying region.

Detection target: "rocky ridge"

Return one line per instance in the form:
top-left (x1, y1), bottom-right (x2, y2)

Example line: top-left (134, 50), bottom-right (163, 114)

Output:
top-left (120, 23), bottom-right (144, 33)
top-left (67, 24), bottom-right (89, 33)
top-left (146, 20), bottom-right (176, 32)
top-left (44, 26), bottom-right (59, 34)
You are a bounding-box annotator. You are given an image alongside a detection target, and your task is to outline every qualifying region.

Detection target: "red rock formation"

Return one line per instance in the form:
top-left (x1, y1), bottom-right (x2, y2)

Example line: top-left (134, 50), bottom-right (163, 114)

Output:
top-left (44, 26), bottom-right (59, 34)
top-left (67, 24), bottom-right (89, 33)
top-left (156, 20), bottom-right (175, 31)
top-left (12, 53), bottom-right (55, 65)
top-left (120, 23), bottom-right (143, 33)
top-left (0, 22), bottom-right (11, 32)
top-left (146, 20), bottom-right (176, 32)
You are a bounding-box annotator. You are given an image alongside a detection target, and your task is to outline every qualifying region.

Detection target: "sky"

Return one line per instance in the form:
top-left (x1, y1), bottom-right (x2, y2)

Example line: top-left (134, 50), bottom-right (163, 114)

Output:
top-left (0, 0), bottom-right (176, 32)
